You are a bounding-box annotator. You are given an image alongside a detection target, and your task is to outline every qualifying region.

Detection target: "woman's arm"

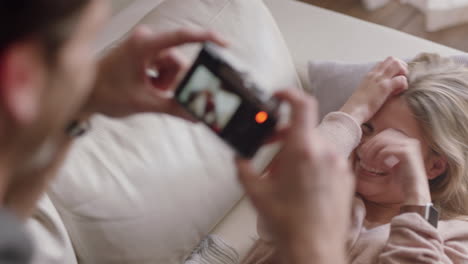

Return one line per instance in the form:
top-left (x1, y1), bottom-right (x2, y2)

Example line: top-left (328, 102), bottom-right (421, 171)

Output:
top-left (339, 57), bottom-right (408, 125)
top-left (379, 214), bottom-right (468, 263)
top-left (318, 111), bottom-right (363, 157)
top-left (318, 57), bottom-right (408, 156)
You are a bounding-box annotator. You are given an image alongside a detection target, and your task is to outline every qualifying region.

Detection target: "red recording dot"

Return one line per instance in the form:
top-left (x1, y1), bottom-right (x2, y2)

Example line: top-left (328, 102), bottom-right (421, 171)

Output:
top-left (255, 111), bottom-right (268, 124)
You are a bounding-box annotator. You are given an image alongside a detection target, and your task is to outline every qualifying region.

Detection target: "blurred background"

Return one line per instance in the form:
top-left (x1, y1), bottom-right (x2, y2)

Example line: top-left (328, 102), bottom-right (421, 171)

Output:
top-left (298, 0), bottom-right (468, 52)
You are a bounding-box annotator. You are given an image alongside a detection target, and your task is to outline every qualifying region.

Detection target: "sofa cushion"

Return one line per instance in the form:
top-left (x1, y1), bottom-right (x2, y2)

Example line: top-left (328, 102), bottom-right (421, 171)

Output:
top-left (94, 0), bottom-right (165, 54)
top-left (110, 0), bottom-right (132, 15)
top-left (27, 195), bottom-right (77, 264)
top-left (47, 0), bottom-right (299, 263)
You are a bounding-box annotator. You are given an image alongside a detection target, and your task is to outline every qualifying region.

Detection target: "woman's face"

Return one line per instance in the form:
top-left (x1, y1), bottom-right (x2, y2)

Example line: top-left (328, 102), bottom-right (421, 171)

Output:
top-left (352, 96), bottom-right (432, 204)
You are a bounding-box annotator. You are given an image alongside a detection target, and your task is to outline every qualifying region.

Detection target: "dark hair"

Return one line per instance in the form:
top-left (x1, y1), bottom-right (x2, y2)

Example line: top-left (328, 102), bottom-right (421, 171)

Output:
top-left (0, 0), bottom-right (90, 61)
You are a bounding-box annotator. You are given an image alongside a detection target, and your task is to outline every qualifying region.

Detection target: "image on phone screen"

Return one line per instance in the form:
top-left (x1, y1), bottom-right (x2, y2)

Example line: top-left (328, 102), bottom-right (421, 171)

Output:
top-left (178, 65), bottom-right (242, 132)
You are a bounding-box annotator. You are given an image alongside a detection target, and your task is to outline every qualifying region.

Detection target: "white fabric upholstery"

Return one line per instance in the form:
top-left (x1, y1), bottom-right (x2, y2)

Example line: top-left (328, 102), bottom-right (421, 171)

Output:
top-left (95, 0), bottom-right (166, 54)
top-left (27, 195), bottom-right (77, 264)
top-left (47, 0), bottom-right (299, 263)
top-left (211, 197), bottom-right (258, 260)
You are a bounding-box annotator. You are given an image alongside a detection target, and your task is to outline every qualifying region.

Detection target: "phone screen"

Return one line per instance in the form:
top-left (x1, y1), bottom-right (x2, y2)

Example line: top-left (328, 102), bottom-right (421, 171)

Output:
top-left (177, 65), bottom-right (242, 132)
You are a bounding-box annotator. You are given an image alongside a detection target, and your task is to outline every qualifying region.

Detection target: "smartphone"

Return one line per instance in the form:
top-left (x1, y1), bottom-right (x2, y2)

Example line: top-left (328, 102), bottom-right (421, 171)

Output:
top-left (175, 43), bottom-right (279, 158)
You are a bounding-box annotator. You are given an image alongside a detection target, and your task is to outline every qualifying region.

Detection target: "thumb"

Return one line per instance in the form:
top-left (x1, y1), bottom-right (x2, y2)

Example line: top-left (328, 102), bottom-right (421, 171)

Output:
top-left (150, 48), bottom-right (189, 91)
top-left (161, 99), bottom-right (198, 122)
top-left (236, 158), bottom-right (271, 206)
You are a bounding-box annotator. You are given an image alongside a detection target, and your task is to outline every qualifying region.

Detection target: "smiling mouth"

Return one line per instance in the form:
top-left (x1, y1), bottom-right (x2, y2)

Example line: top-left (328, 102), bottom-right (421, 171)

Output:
top-left (356, 158), bottom-right (387, 176)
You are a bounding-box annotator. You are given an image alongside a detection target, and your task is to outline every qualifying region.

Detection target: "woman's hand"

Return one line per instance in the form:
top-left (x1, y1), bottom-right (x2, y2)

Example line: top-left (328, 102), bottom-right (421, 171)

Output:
top-left (340, 57), bottom-right (408, 124)
top-left (359, 128), bottom-right (431, 205)
top-left (237, 89), bottom-right (354, 264)
top-left (84, 26), bottom-right (227, 118)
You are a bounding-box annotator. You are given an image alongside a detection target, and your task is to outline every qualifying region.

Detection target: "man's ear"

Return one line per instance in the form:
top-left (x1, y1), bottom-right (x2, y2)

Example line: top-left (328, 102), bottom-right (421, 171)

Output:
top-left (427, 155), bottom-right (448, 180)
top-left (0, 41), bottom-right (45, 126)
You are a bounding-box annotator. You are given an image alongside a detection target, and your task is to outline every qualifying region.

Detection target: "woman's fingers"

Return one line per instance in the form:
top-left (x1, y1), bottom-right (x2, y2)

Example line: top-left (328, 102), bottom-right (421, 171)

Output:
top-left (360, 137), bottom-right (384, 165)
top-left (364, 57), bottom-right (408, 98)
top-left (361, 130), bottom-right (401, 167)
top-left (364, 129), bottom-right (412, 169)
top-left (360, 130), bottom-right (390, 162)
top-left (373, 57), bottom-right (408, 80)
top-left (375, 56), bottom-right (393, 72)
top-left (398, 60), bottom-right (409, 75)
top-left (390, 75), bottom-right (409, 95)
top-left (384, 155), bottom-right (400, 169)
top-left (374, 145), bottom-right (401, 170)
top-left (383, 57), bottom-right (408, 78)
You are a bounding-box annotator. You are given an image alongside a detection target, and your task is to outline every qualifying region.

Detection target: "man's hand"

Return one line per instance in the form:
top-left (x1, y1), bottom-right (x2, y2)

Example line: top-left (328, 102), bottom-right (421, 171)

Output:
top-left (236, 89), bottom-right (354, 264)
top-left (85, 26), bottom-right (227, 118)
top-left (340, 57), bottom-right (408, 124)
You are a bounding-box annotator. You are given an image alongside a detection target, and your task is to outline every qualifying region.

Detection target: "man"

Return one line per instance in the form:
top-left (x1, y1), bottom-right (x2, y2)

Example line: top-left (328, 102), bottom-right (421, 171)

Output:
top-left (0, 0), bottom-right (354, 263)
top-left (0, 0), bottom-right (225, 262)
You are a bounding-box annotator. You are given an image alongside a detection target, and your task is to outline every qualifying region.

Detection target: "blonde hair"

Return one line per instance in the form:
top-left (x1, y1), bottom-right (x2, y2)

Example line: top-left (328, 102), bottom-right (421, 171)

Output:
top-left (404, 53), bottom-right (468, 220)
top-left (241, 53), bottom-right (468, 264)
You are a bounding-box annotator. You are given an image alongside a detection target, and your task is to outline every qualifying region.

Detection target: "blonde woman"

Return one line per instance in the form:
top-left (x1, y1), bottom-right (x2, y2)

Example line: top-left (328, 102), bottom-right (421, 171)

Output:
top-left (243, 54), bottom-right (468, 263)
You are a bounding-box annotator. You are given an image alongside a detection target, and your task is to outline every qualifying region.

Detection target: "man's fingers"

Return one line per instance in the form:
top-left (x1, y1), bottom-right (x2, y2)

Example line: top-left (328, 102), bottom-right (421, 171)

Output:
top-left (150, 48), bottom-right (188, 90)
top-left (141, 28), bottom-right (228, 52)
top-left (264, 126), bottom-right (289, 145)
top-left (159, 99), bottom-right (198, 122)
top-left (157, 48), bottom-right (189, 73)
top-left (236, 159), bottom-right (271, 205)
top-left (236, 158), bottom-right (260, 186)
top-left (274, 89), bottom-right (318, 133)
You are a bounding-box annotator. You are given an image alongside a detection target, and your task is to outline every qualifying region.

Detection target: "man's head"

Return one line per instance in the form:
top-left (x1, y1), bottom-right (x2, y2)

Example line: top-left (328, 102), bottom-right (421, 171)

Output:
top-left (0, 0), bottom-right (109, 176)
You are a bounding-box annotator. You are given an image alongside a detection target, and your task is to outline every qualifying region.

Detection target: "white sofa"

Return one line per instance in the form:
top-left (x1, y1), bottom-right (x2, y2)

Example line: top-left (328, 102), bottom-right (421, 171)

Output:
top-left (32, 0), bottom-right (462, 263)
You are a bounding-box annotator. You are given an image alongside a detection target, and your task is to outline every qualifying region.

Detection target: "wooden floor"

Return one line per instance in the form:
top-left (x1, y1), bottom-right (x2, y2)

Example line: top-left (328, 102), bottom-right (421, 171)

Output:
top-left (298, 0), bottom-right (468, 52)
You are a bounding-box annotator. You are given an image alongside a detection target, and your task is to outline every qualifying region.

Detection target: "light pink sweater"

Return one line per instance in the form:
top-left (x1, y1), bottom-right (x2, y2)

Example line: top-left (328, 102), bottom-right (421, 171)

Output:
top-left (319, 112), bottom-right (468, 263)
